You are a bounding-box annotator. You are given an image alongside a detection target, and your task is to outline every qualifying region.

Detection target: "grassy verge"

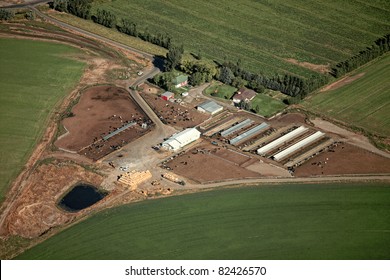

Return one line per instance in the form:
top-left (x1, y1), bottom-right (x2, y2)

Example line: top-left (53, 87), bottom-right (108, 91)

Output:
top-left (0, 38), bottom-right (85, 204)
top-left (16, 182), bottom-right (390, 260)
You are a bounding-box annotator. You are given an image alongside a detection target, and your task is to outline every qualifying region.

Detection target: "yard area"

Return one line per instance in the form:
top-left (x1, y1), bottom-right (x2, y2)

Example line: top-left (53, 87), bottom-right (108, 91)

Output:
top-left (205, 82), bottom-right (237, 100)
top-left (0, 38), bottom-right (85, 204)
top-left (250, 94), bottom-right (286, 117)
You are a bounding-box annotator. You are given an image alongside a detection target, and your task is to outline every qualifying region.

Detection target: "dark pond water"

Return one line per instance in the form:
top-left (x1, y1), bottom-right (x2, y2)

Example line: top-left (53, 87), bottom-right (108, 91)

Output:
top-left (59, 184), bottom-right (107, 212)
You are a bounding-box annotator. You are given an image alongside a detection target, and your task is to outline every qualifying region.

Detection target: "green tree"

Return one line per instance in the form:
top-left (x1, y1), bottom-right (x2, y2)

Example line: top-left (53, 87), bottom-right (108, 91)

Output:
top-left (218, 66), bottom-right (234, 85)
top-left (0, 8), bottom-right (14, 21)
top-left (164, 44), bottom-right (184, 71)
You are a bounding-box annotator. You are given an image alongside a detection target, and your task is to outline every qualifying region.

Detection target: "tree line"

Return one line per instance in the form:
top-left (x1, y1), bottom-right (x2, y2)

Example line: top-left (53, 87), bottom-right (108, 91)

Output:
top-left (51, 2), bottom-right (172, 49)
top-left (331, 34), bottom-right (390, 78)
top-left (0, 8), bottom-right (14, 20)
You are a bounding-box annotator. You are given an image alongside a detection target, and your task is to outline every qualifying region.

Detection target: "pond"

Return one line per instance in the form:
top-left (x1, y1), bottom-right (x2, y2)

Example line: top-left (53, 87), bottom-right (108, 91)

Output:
top-left (59, 184), bottom-right (107, 212)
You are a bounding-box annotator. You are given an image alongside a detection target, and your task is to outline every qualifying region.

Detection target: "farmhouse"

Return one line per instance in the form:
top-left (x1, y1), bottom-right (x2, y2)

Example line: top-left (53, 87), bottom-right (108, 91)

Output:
top-left (161, 91), bottom-right (175, 101)
top-left (172, 75), bottom-right (188, 88)
top-left (232, 87), bottom-right (257, 104)
top-left (197, 100), bottom-right (223, 115)
top-left (162, 127), bottom-right (201, 151)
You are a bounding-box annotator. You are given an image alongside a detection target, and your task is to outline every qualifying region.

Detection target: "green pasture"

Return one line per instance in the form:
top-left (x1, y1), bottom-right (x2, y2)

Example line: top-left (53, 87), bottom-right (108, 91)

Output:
top-left (205, 82), bottom-right (237, 99)
top-left (0, 38), bottom-right (85, 204)
top-left (17, 182), bottom-right (390, 259)
top-left (94, 0), bottom-right (390, 77)
top-left (304, 54), bottom-right (390, 136)
top-left (250, 94), bottom-right (286, 117)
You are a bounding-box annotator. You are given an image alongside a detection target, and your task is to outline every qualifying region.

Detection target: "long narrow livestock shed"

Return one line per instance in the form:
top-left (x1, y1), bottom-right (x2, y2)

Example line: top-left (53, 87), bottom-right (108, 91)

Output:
top-left (285, 138), bottom-right (334, 168)
top-left (103, 122), bottom-right (136, 141)
top-left (203, 117), bottom-right (241, 137)
top-left (273, 131), bottom-right (325, 161)
top-left (221, 119), bottom-right (254, 137)
top-left (230, 122), bottom-right (269, 146)
top-left (257, 126), bottom-right (309, 156)
top-left (243, 125), bottom-right (295, 151)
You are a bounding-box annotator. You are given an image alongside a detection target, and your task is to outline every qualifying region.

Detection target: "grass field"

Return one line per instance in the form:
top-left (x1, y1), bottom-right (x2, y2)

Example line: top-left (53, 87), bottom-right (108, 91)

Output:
top-left (205, 82), bottom-right (237, 99)
top-left (94, 0), bottom-right (390, 78)
top-left (304, 54), bottom-right (390, 136)
top-left (17, 183), bottom-right (390, 260)
top-left (250, 94), bottom-right (286, 117)
top-left (0, 38), bottom-right (85, 204)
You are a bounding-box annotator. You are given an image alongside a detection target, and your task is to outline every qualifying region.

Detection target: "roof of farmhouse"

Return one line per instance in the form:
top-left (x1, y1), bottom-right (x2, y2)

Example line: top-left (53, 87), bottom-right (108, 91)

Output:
top-left (198, 100), bottom-right (223, 112)
top-left (233, 87), bottom-right (256, 101)
top-left (172, 75), bottom-right (188, 85)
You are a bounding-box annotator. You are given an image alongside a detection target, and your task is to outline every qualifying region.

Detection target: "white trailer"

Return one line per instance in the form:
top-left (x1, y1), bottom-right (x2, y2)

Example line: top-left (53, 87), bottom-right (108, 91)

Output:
top-left (273, 131), bottom-right (325, 161)
top-left (257, 126), bottom-right (308, 156)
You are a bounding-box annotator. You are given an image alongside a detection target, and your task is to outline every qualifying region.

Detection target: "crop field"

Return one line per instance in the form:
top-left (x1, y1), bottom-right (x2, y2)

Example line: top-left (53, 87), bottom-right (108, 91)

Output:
top-left (94, 0), bottom-right (390, 78)
top-left (17, 182), bottom-right (390, 260)
top-left (0, 38), bottom-right (85, 203)
top-left (304, 54), bottom-right (390, 136)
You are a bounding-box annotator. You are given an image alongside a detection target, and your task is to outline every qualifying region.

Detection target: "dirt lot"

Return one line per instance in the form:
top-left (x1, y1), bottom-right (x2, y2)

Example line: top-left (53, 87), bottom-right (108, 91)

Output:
top-left (294, 143), bottom-right (390, 176)
top-left (55, 85), bottom-right (152, 160)
top-left (142, 92), bottom-right (208, 128)
top-left (165, 142), bottom-right (262, 183)
top-left (3, 162), bottom-right (104, 238)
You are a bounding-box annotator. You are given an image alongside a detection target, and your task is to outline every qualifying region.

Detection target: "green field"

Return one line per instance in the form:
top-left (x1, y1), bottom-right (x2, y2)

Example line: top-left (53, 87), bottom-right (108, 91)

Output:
top-left (205, 82), bottom-right (237, 99)
top-left (94, 0), bottom-right (390, 78)
top-left (17, 183), bottom-right (390, 259)
top-left (250, 94), bottom-right (286, 117)
top-left (0, 38), bottom-right (85, 203)
top-left (304, 54), bottom-right (390, 136)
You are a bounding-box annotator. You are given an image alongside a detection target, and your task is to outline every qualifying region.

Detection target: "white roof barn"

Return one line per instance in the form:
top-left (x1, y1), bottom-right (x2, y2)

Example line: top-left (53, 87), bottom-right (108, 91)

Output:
top-left (197, 100), bottom-right (223, 115)
top-left (162, 127), bottom-right (201, 151)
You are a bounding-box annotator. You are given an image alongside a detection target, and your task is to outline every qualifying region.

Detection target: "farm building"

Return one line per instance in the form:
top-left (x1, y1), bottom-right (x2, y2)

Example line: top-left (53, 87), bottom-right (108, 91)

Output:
top-left (257, 126), bottom-right (309, 156)
top-left (197, 100), bottom-right (224, 115)
top-left (221, 118), bottom-right (254, 137)
top-left (232, 87), bottom-right (257, 104)
top-left (172, 75), bottom-right (188, 88)
top-left (162, 127), bottom-right (201, 151)
top-left (229, 122), bottom-right (269, 145)
top-left (273, 131), bottom-right (325, 161)
top-left (161, 91), bottom-right (175, 101)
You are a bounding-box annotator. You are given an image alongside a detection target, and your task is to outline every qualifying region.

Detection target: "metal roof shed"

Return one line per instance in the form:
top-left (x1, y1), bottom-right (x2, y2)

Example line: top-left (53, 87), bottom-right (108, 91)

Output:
top-left (221, 119), bottom-right (253, 137)
top-left (229, 122), bottom-right (269, 145)
top-left (197, 100), bottom-right (223, 115)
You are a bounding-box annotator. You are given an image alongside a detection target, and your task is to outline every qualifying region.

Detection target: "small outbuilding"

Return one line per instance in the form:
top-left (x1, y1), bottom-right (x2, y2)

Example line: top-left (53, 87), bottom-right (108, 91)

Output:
top-left (161, 91), bottom-right (175, 101)
top-left (197, 100), bottom-right (223, 115)
top-left (162, 127), bottom-right (201, 151)
top-left (232, 87), bottom-right (257, 104)
top-left (172, 75), bottom-right (188, 88)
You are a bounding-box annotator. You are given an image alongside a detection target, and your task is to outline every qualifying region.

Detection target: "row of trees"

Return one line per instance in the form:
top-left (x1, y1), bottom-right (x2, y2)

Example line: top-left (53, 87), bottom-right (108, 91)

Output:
top-left (93, 9), bottom-right (116, 28)
top-left (51, 0), bottom-right (91, 19)
top-left (331, 34), bottom-right (390, 78)
top-left (51, 4), bottom-right (173, 50)
top-left (0, 8), bottom-right (14, 21)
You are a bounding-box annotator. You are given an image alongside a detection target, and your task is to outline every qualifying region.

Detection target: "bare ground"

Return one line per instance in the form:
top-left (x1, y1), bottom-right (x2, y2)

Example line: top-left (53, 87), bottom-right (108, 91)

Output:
top-left (320, 73), bottom-right (365, 92)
